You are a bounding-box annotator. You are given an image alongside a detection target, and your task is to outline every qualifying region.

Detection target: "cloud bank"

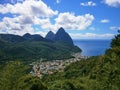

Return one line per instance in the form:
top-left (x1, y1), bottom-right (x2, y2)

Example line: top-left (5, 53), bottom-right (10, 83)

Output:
top-left (0, 0), bottom-right (115, 39)
top-left (70, 33), bottom-right (114, 39)
top-left (0, 0), bottom-right (58, 17)
top-left (103, 0), bottom-right (120, 7)
top-left (0, 0), bottom-right (95, 36)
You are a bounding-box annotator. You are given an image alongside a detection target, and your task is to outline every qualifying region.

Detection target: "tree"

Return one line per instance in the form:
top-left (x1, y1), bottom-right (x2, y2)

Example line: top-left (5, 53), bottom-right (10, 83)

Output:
top-left (111, 30), bottom-right (120, 47)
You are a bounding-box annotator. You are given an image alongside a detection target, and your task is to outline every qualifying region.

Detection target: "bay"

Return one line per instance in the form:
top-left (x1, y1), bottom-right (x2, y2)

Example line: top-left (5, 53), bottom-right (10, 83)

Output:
top-left (74, 39), bottom-right (111, 56)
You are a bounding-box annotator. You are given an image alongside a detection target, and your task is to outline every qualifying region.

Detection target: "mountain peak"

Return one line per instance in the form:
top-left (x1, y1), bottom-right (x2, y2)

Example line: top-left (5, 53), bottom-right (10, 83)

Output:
top-left (45, 31), bottom-right (55, 40)
top-left (53, 27), bottom-right (74, 45)
top-left (23, 33), bottom-right (32, 40)
top-left (23, 33), bottom-right (31, 37)
top-left (58, 27), bottom-right (65, 32)
top-left (24, 33), bottom-right (31, 35)
top-left (49, 31), bottom-right (54, 34)
top-left (23, 33), bottom-right (52, 42)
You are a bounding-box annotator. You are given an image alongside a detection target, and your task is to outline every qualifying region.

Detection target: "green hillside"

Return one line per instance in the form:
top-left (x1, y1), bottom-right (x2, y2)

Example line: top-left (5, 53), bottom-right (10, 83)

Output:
top-left (41, 31), bottom-right (120, 90)
top-left (0, 40), bottom-right (81, 62)
top-left (0, 33), bottom-right (81, 62)
top-left (0, 31), bottom-right (119, 90)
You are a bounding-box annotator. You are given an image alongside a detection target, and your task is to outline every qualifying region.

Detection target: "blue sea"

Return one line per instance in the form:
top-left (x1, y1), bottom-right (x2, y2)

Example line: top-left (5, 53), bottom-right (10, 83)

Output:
top-left (74, 39), bottom-right (111, 56)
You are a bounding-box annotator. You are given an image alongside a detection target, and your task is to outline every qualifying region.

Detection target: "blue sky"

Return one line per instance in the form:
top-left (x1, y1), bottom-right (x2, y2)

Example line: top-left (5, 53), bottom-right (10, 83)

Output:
top-left (0, 0), bottom-right (120, 39)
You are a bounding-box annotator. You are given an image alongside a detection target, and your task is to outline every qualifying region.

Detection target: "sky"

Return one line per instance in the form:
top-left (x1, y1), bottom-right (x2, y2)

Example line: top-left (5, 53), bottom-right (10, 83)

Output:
top-left (0, 0), bottom-right (120, 39)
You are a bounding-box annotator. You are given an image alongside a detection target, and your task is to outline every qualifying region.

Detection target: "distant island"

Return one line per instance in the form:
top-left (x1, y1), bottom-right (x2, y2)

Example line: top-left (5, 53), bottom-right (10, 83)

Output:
top-left (0, 27), bottom-right (81, 62)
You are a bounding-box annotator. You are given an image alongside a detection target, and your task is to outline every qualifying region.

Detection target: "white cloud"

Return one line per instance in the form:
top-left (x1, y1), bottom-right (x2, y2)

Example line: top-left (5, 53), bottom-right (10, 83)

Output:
top-left (0, 0), bottom-right (58, 17)
top-left (33, 30), bottom-right (47, 37)
top-left (0, 15), bottom-right (52, 35)
top-left (55, 12), bottom-right (94, 30)
top-left (0, 22), bottom-right (7, 30)
top-left (0, 12), bottom-right (95, 35)
top-left (80, 1), bottom-right (96, 6)
top-left (56, 0), bottom-right (61, 4)
top-left (0, 0), bottom-right (58, 35)
top-left (2, 17), bottom-right (21, 30)
top-left (110, 26), bottom-right (120, 30)
top-left (70, 33), bottom-right (114, 39)
top-left (0, 0), bottom-right (95, 38)
top-left (100, 19), bottom-right (110, 23)
top-left (103, 0), bottom-right (120, 7)
top-left (0, 16), bottom-right (35, 35)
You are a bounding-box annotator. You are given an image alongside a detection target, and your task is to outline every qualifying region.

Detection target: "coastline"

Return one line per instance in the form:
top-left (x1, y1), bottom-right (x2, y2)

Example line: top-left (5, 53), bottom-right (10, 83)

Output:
top-left (74, 39), bottom-right (111, 56)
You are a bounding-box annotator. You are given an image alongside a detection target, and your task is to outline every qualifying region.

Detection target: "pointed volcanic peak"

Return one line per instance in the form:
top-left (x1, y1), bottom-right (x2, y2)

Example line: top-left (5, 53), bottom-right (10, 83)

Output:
top-left (45, 31), bottom-right (55, 40)
top-left (53, 27), bottom-right (74, 45)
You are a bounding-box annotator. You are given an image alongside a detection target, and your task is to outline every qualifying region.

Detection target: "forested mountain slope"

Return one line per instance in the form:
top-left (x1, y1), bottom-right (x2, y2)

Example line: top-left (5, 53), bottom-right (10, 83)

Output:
top-left (0, 30), bottom-right (119, 90)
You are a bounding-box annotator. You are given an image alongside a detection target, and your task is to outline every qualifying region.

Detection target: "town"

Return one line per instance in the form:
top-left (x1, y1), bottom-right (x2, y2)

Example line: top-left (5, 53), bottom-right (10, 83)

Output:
top-left (30, 53), bottom-right (88, 78)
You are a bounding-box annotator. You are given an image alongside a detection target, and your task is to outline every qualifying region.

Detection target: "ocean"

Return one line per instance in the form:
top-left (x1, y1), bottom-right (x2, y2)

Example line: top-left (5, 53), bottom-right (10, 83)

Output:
top-left (74, 39), bottom-right (111, 56)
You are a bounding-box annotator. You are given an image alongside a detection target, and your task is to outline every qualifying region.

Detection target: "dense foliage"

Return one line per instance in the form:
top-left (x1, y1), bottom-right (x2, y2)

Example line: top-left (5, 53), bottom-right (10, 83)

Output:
top-left (0, 34), bottom-right (81, 62)
top-left (0, 61), bottom-right (47, 90)
top-left (0, 31), bottom-right (119, 90)
top-left (41, 31), bottom-right (120, 90)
